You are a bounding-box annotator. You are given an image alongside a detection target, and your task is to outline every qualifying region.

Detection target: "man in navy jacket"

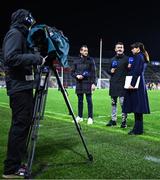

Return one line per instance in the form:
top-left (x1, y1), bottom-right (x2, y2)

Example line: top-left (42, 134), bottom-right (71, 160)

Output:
top-left (71, 45), bottom-right (96, 125)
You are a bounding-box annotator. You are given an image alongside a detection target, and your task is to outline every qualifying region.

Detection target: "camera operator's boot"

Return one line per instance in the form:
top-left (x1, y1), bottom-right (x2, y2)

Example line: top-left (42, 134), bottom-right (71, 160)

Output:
top-left (2, 164), bottom-right (27, 179)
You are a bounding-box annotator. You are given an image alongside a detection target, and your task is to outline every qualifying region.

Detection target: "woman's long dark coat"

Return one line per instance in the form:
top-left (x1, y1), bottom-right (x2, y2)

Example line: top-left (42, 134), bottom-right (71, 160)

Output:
top-left (122, 52), bottom-right (150, 114)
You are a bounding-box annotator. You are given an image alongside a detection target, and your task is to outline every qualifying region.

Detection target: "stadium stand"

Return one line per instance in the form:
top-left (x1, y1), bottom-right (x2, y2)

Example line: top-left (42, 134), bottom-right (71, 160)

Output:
top-left (0, 50), bottom-right (159, 89)
top-left (62, 56), bottom-right (160, 89)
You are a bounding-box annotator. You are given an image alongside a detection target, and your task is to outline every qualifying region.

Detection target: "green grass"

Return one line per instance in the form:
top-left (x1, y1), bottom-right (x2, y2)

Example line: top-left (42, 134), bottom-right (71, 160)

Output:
top-left (0, 88), bottom-right (160, 179)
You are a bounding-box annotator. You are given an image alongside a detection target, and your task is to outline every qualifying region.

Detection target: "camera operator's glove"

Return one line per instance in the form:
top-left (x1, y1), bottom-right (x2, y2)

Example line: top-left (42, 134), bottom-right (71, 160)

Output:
top-left (111, 60), bottom-right (118, 68)
top-left (41, 56), bottom-right (48, 65)
top-left (31, 54), bottom-right (44, 65)
top-left (36, 55), bottom-right (48, 66)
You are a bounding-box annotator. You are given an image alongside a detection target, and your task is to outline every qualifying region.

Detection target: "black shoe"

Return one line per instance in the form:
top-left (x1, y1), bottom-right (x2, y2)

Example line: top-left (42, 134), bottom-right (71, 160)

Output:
top-left (128, 130), bottom-right (143, 135)
top-left (135, 131), bottom-right (143, 135)
top-left (128, 130), bottom-right (135, 135)
top-left (121, 121), bottom-right (127, 128)
top-left (106, 120), bottom-right (117, 126)
top-left (2, 165), bottom-right (26, 179)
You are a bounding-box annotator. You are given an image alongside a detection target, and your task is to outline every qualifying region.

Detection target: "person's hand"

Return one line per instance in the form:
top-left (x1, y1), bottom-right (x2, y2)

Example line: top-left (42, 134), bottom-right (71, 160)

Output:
top-left (128, 64), bottom-right (132, 68)
top-left (111, 68), bottom-right (116, 73)
top-left (128, 85), bottom-right (135, 89)
top-left (91, 84), bottom-right (96, 91)
top-left (76, 75), bottom-right (84, 79)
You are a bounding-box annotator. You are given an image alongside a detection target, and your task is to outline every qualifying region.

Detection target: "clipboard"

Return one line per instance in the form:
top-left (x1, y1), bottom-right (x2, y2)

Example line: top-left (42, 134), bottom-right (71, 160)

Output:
top-left (124, 76), bottom-right (140, 89)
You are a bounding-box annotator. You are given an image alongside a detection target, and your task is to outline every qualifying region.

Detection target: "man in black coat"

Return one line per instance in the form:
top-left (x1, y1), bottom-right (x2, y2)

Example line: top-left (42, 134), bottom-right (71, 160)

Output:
top-left (2, 9), bottom-right (45, 179)
top-left (106, 42), bottom-right (129, 128)
top-left (71, 45), bottom-right (96, 125)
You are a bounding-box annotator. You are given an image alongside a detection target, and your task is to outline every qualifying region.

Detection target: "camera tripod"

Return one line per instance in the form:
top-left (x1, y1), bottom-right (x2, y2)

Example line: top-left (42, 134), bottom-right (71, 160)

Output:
top-left (25, 63), bottom-right (93, 179)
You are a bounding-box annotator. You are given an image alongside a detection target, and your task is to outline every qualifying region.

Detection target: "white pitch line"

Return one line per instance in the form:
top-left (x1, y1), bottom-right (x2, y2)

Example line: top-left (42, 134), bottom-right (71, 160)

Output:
top-left (145, 156), bottom-right (160, 163)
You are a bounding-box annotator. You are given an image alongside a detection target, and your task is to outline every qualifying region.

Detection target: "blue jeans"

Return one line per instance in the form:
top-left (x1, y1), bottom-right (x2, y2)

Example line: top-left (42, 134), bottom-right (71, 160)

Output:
top-left (111, 96), bottom-right (127, 122)
top-left (77, 93), bottom-right (93, 118)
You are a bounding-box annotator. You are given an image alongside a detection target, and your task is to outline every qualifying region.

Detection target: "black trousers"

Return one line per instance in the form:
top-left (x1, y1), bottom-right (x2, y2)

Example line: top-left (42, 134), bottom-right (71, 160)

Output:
top-left (77, 93), bottom-right (93, 118)
top-left (4, 90), bottom-right (33, 174)
top-left (133, 113), bottom-right (143, 134)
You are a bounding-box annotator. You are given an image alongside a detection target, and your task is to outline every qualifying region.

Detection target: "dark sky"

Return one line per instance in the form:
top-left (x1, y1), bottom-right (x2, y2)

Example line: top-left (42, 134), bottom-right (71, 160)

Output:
top-left (1, 0), bottom-right (160, 59)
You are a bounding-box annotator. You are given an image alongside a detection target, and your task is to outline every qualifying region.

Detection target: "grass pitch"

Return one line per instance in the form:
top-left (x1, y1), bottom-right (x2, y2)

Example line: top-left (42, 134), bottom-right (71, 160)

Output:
top-left (0, 88), bottom-right (160, 179)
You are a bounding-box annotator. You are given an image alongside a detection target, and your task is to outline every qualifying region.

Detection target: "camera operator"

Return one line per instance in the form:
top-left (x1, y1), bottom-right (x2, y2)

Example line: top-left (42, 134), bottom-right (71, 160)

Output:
top-left (2, 9), bottom-right (45, 179)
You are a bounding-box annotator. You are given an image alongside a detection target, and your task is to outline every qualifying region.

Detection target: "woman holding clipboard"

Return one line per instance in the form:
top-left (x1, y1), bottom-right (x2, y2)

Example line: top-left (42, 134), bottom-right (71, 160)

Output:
top-left (123, 42), bottom-right (150, 135)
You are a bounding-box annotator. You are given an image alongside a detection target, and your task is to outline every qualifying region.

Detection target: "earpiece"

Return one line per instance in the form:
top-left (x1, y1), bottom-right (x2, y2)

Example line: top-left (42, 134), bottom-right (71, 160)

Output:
top-left (24, 13), bottom-right (36, 27)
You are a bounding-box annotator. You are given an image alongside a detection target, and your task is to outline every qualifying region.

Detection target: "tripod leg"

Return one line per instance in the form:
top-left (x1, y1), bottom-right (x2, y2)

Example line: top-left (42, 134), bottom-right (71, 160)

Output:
top-left (25, 67), bottom-right (50, 178)
top-left (26, 67), bottom-right (49, 152)
top-left (51, 65), bottom-right (93, 161)
top-left (25, 91), bottom-right (44, 178)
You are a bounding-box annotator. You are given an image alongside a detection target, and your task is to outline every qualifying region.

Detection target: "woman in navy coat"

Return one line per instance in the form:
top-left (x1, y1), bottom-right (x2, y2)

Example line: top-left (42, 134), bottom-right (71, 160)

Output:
top-left (122, 42), bottom-right (150, 135)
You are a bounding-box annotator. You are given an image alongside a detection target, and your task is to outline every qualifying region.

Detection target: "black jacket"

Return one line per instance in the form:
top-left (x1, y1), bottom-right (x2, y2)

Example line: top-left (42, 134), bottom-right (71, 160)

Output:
top-left (108, 54), bottom-right (128, 97)
top-left (71, 56), bottom-right (96, 94)
top-left (2, 10), bottom-right (43, 95)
